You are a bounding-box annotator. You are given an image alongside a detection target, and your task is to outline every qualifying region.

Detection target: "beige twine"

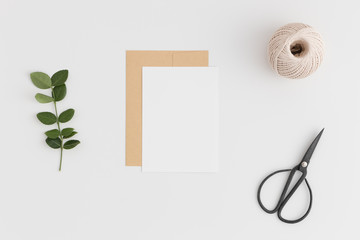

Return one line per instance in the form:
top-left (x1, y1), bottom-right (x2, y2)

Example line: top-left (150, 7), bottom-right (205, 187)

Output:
top-left (268, 23), bottom-right (324, 79)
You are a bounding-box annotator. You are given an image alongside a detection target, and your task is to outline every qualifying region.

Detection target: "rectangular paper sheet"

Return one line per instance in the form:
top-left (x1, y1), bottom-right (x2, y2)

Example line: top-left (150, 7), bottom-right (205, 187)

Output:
top-left (142, 67), bottom-right (219, 172)
top-left (126, 51), bottom-right (208, 166)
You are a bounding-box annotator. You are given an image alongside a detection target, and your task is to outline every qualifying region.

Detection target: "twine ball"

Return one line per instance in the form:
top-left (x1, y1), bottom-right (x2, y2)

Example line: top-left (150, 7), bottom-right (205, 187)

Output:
top-left (268, 23), bottom-right (324, 79)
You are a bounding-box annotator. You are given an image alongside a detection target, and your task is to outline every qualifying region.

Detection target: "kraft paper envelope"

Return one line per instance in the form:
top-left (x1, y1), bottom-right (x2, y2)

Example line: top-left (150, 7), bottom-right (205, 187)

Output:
top-left (126, 50), bottom-right (208, 166)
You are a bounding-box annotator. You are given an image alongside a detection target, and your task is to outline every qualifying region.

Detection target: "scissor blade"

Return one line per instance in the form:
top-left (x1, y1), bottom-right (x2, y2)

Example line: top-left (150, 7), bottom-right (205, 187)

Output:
top-left (301, 128), bottom-right (324, 165)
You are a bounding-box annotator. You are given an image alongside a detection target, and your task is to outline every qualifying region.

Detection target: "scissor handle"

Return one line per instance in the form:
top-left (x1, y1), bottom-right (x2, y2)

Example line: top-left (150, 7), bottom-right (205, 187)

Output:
top-left (257, 167), bottom-right (313, 224)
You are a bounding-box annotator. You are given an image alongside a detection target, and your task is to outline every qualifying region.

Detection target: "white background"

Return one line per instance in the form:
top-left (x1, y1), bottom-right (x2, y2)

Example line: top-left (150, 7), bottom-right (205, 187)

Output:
top-left (0, 0), bottom-right (359, 239)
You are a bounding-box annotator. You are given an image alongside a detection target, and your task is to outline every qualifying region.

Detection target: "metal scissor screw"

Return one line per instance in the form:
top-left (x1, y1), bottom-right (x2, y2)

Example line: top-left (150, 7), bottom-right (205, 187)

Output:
top-left (301, 162), bottom-right (308, 168)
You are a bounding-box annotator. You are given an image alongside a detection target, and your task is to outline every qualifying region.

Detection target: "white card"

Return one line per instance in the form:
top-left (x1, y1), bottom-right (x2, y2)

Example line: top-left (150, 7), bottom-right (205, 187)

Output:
top-left (142, 67), bottom-right (219, 172)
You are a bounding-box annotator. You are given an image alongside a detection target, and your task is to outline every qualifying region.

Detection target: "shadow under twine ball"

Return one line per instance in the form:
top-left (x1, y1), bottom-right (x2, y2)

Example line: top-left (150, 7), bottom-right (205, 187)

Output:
top-left (268, 23), bottom-right (324, 79)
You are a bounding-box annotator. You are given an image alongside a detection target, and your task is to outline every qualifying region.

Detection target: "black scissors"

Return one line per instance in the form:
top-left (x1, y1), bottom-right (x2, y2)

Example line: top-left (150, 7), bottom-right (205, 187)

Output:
top-left (257, 129), bottom-right (324, 224)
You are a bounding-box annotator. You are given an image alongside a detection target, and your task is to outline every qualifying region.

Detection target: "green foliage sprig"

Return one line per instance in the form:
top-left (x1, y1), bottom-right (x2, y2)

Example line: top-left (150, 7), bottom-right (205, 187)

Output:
top-left (30, 70), bottom-right (80, 171)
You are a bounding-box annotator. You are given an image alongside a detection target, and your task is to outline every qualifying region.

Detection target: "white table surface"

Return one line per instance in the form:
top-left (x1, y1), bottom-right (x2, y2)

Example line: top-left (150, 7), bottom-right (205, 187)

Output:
top-left (1, 0), bottom-right (359, 239)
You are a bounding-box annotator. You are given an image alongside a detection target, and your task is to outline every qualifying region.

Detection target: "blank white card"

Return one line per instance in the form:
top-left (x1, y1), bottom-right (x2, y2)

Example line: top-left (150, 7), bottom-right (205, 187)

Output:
top-left (142, 67), bottom-right (219, 172)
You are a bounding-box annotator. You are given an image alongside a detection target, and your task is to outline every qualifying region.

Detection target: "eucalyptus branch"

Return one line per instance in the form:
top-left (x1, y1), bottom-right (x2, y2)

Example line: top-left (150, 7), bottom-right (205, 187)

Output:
top-left (30, 70), bottom-right (80, 171)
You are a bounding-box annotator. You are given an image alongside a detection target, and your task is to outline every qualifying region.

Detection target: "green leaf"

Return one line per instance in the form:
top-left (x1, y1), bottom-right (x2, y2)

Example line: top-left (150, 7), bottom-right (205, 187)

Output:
top-left (63, 140), bottom-right (80, 149)
top-left (35, 93), bottom-right (53, 103)
top-left (51, 69), bottom-right (68, 86)
top-left (61, 128), bottom-right (74, 137)
top-left (46, 137), bottom-right (62, 149)
top-left (53, 84), bottom-right (67, 101)
top-left (45, 129), bottom-right (60, 139)
top-left (37, 112), bottom-right (57, 125)
top-left (59, 109), bottom-right (74, 123)
top-left (30, 72), bottom-right (52, 89)
top-left (63, 131), bottom-right (77, 139)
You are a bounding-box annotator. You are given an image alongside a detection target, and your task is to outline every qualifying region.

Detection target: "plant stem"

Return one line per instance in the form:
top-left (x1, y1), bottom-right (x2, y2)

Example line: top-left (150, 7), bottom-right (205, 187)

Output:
top-left (51, 87), bottom-right (63, 171)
